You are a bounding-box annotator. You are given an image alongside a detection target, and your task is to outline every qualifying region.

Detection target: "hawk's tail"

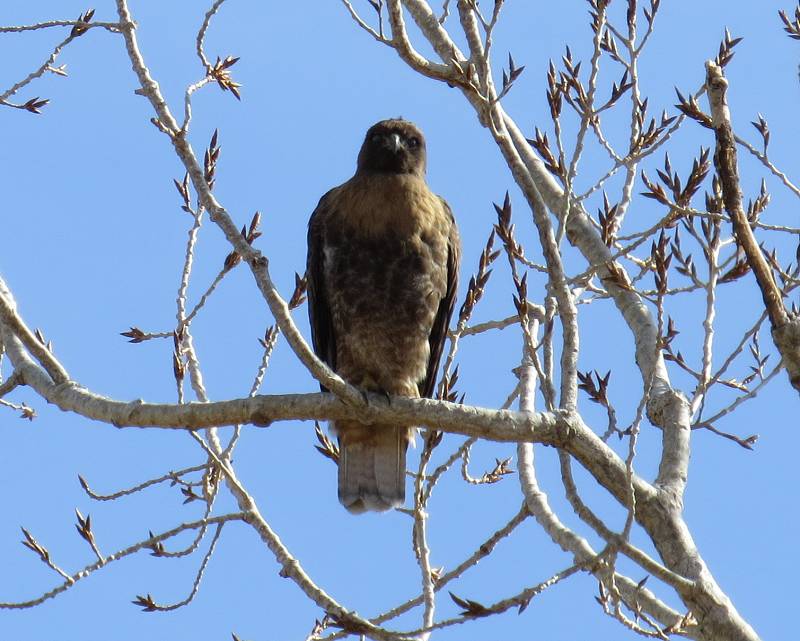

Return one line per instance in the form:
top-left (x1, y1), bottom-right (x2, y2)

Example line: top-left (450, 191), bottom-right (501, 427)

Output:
top-left (336, 422), bottom-right (408, 514)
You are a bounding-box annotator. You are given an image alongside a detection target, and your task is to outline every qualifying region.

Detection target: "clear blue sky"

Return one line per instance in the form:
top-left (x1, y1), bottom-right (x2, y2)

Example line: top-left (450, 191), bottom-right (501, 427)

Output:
top-left (1, 2), bottom-right (798, 640)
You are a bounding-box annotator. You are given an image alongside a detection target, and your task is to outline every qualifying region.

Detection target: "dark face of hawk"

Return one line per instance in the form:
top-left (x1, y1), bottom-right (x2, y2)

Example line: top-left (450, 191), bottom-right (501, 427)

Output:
top-left (356, 119), bottom-right (427, 177)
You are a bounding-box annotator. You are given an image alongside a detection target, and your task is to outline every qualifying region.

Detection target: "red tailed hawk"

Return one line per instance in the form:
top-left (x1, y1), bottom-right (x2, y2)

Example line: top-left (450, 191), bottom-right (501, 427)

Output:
top-left (306, 119), bottom-right (460, 513)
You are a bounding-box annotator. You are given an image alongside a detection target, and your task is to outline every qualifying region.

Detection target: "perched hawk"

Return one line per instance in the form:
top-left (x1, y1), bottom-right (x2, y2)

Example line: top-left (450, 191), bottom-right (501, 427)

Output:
top-left (306, 119), bottom-right (460, 513)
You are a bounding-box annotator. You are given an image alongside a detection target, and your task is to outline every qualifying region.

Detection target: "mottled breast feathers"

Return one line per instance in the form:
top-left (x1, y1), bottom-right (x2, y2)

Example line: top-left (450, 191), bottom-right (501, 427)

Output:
top-left (307, 173), bottom-right (459, 399)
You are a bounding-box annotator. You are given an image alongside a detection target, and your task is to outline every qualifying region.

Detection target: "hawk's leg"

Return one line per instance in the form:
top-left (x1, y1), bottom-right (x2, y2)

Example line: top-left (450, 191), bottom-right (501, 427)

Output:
top-left (359, 388), bottom-right (392, 406)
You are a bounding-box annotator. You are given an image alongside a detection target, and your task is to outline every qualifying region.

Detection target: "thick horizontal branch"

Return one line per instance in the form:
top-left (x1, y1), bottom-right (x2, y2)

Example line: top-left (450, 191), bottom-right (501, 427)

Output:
top-left (2, 317), bottom-right (655, 516)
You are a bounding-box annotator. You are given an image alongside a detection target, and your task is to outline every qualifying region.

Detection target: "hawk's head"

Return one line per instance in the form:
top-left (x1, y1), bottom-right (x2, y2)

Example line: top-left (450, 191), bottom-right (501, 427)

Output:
top-left (356, 119), bottom-right (426, 177)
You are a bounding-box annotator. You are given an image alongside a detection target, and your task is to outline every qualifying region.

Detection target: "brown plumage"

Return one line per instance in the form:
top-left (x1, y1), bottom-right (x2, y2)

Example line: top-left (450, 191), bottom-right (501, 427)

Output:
top-left (306, 119), bottom-right (460, 513)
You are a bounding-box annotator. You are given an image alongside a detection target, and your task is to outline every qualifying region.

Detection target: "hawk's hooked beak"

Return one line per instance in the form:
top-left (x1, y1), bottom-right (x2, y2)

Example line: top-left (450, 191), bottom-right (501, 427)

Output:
top-left (390, 133), bottom-right (402, 153)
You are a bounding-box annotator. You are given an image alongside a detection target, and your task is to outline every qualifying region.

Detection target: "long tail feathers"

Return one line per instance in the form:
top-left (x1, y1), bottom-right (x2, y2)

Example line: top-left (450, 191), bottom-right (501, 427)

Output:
top-left (337, 426), bottom-right (407, 514)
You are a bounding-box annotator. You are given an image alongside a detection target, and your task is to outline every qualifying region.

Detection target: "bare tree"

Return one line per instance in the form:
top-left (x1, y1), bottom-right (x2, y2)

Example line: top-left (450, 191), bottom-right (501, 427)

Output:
top-left (1, 2), bottom-right (798, 640)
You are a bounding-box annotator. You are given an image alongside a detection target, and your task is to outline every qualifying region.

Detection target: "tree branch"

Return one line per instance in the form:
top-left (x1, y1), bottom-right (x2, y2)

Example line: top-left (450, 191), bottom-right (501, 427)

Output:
top-left (705, 60), bottom-right (800, 393)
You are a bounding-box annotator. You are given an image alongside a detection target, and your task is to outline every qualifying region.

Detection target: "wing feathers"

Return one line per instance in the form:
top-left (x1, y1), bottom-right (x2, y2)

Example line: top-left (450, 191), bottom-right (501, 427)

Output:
top-left (420, 198), bottom-right (461, 399)
top-left (307, 192), bottom-right (337, 392)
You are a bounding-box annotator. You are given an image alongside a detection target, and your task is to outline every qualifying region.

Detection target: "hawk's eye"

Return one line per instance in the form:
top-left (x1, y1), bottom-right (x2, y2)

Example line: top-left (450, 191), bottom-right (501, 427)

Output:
top-left (370, 132), bottom-right (382, 143)
top-left (407, 136), bottom-right (420, 148)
